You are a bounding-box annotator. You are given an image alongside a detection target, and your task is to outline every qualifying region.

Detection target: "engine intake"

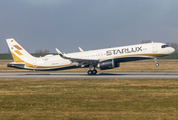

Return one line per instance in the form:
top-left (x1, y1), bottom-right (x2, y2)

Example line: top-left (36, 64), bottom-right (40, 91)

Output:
top-left (97, 59), bottom-right (120, 70)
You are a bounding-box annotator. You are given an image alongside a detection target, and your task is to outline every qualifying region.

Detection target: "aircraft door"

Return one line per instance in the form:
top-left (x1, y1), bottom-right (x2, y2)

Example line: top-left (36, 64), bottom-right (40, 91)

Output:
top-left (152, 43), bottom-right (157, 53)
top-left (33, 59), bottom-right (37, 68)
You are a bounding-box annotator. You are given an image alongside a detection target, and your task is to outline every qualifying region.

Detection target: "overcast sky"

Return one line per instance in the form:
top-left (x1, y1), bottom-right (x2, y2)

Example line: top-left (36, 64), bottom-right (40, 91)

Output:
top-left (1, 0), bottom-right (178, 53)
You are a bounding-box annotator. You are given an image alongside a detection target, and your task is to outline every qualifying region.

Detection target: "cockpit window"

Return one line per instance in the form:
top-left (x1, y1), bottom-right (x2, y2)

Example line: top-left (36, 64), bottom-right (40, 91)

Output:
top-left (161, 45), bottom-right (169, 48)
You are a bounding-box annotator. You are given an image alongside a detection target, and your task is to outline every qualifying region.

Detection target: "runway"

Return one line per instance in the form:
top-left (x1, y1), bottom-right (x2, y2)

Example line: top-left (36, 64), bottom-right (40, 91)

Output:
top-left (0, 72), bottom-right (178, 79)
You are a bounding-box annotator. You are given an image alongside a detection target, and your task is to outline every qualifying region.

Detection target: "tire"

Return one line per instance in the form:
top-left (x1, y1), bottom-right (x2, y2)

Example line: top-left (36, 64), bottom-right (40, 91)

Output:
top-left (92, 70), bottom-right (97, 75)
top-left (156, 63), bottom-right (159, 67)
top-left (88, 70), bottom-right (93, 75)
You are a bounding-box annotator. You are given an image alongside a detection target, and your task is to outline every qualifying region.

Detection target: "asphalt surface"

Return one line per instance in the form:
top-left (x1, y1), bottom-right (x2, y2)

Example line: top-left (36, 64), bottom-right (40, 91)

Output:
top-left (0, 72), bottom-right (178, 79)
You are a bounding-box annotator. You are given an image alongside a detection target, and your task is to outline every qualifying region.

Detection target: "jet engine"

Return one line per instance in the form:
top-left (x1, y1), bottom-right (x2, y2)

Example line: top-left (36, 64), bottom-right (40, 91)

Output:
top-left (97, 59), bottom-right (120, 70)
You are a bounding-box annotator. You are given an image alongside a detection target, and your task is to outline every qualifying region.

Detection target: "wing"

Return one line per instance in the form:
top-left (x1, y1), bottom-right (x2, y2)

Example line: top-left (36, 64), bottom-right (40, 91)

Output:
top-left (56, 48), bottom-right (99, 67)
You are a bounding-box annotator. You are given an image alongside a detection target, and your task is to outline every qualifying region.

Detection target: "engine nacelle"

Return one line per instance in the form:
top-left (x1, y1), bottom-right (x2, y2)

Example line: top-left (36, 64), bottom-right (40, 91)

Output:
top-left (97, 59), bottom-right (120, 70)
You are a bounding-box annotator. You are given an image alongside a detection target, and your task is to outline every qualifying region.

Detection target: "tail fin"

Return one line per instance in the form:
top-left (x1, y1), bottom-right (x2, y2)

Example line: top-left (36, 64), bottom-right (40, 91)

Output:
top-left (6, 38), bottom-right (34, 63)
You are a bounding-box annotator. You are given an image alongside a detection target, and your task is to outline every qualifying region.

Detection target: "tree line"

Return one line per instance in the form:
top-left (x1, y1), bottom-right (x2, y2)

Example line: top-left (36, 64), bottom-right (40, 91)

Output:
top-left (35, 49), bottom-right (50, 54)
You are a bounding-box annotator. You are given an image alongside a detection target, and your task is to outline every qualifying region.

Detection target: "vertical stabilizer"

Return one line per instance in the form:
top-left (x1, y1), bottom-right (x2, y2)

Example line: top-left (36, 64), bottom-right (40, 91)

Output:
top-left (6, 38), bottom-right (34, 63)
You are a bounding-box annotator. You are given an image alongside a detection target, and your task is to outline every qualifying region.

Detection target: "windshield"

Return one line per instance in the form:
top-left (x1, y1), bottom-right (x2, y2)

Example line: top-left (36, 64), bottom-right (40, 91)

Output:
top-left (161, 45), bottom-right (169, 48)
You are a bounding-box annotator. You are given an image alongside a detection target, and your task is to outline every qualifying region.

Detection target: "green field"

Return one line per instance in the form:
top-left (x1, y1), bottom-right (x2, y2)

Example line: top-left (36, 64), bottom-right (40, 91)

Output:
top-left (161, 53), bottom-right (178, 59)
top-left (0, 55), bottom-right (178, 119)
top-left (0, 79), bottom-right (178, 120)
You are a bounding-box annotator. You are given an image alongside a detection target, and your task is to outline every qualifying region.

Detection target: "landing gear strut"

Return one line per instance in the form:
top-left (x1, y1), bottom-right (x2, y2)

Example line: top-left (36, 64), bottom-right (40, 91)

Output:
top-left (87, 65), bottom-right (97, 75)
top-left (154, 58), bottom-right (159, 67)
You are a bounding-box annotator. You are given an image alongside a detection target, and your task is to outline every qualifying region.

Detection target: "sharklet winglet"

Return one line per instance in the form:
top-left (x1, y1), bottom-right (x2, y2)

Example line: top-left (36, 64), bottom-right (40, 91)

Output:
top-left (55, 48), bottom-right (62, 54)
top-left (79, 47), bottom-right (84, 52)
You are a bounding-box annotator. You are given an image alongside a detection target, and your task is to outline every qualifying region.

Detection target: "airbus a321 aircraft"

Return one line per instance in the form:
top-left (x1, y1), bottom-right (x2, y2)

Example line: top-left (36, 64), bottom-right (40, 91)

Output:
top-left (6, 38), bottom-right (175, 75)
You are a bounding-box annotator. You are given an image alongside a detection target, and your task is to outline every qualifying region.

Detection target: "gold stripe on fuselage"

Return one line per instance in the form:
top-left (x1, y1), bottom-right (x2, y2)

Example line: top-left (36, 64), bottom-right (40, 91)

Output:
top-left (102, 53), bottom-right (167, 60)
top-left (35, 63), bottom-right (78, 69)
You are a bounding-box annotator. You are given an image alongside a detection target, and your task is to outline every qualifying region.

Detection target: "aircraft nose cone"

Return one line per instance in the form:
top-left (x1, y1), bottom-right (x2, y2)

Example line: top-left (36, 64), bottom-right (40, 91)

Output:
top-left (170, 47), bottom-right (175, 53)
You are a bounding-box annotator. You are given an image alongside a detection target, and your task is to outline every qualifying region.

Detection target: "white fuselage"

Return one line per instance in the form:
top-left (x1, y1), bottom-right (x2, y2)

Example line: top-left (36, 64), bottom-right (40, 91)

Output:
top-left (21, 42), bottom-right (174, 70)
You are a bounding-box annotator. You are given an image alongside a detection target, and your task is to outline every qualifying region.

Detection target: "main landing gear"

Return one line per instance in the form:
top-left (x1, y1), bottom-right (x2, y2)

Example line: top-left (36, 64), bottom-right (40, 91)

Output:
top-left (87, 65), bottom-right (97, 75)
top-left (154, 58), bottom-right (159, 67)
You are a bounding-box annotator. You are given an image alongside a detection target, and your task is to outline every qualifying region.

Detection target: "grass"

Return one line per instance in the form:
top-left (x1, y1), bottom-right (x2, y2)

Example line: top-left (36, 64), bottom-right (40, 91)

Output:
top-left (0, 54), bottom-right (12, 59)
top-left (0, 79), bottom-right (178, 119)
top-left (1, 60), bottom-right (178, 72)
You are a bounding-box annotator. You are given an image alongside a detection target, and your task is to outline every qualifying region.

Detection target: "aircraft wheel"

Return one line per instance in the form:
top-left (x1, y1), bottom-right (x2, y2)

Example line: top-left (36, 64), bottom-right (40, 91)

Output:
top-left (156, 63), bottom-right (159, 67)
top-left (88, 70), bottom-right (93, 75)
top-left (92, 70), bottom-right (97, 75)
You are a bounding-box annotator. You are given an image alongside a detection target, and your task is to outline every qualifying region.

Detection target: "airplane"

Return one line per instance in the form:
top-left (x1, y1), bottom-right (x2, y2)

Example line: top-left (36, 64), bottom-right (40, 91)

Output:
top-left (6, 38), bottom-right (175, 75)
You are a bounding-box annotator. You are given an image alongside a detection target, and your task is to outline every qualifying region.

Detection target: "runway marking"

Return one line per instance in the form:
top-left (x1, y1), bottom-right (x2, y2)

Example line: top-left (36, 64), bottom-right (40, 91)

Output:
top-left (0, 72), bottom-right (178, 79)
